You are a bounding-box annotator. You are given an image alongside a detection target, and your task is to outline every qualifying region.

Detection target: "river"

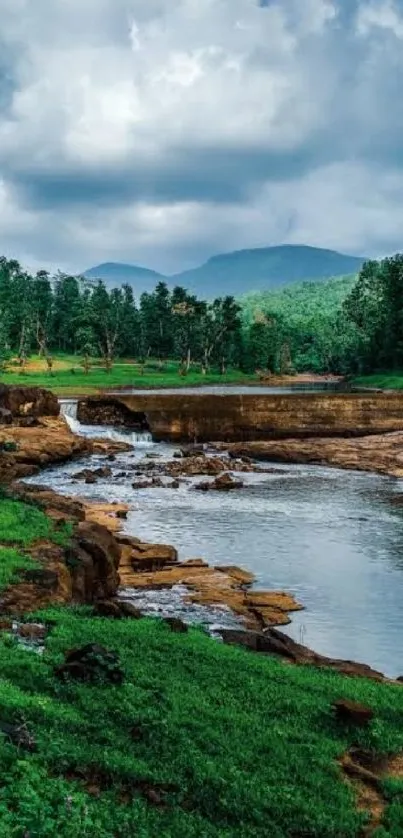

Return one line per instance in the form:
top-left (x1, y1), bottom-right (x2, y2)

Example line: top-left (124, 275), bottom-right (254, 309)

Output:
top-left (26, 399), bottom-right (403, 678)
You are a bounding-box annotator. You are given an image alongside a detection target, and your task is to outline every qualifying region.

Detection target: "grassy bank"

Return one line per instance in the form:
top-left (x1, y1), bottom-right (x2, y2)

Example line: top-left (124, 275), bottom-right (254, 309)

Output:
top-left (0, 498), bottom-right (403, 835)
top-left (0, 494), bottom-right (71, 589)
top-left (2, 356), bottom-right (256, 395)
top-left (353, 373), bottom-right (403, 390)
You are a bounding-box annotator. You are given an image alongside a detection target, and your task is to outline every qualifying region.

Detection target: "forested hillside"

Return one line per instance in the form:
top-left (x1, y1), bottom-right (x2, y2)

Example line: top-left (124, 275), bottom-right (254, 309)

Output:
top-left (2, 253), bottom-right (403, 379)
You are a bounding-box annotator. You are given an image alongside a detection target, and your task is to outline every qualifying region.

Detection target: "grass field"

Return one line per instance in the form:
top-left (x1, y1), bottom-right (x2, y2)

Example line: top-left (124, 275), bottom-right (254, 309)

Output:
top-left (2, 356), bottom-right (256, 395)
top-left (353, 373), bottom-right (403, 390)
top-left (0, 497), bottom-right (403, 836)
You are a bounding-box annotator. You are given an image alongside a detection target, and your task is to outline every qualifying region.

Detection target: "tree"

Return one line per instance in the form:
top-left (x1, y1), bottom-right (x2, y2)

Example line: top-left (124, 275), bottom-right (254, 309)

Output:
top-left (31, 270), bottom-right (54, 371)
top-left (91, 282), bottom-right (124, 372)
top-left (200, 297), bottom-right (242, 373)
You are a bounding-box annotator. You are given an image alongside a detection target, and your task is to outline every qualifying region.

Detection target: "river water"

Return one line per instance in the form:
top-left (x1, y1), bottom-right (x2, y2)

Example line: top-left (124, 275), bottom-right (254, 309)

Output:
top-left (27, 399), bottom-right (403, 678)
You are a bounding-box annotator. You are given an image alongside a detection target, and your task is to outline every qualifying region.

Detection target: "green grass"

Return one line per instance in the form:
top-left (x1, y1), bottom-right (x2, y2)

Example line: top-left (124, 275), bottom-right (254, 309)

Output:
top-left (1, 497), bottom-right (402, 836)
top-left (0, 607), bottom-right (402, 837)
top-left (353, 373), bottom-right (403, 390)
top-left (0, 496), bottom-right (71, 589)
top-left (2, 358), bottom-right (256, 396)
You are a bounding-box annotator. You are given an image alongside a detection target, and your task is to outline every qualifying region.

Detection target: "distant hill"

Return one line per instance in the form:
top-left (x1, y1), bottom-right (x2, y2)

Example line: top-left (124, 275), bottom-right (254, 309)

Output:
top-left (82, 262), bottom-right (166, 293)
top-left (172, 245), bottom-right (366, 298)
top-left (83, 245), bottom-right (366, 298)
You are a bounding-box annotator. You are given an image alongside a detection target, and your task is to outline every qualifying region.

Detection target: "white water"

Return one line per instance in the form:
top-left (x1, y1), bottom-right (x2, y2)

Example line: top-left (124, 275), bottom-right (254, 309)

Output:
top-left (59, 399), bottom-right (154, 446)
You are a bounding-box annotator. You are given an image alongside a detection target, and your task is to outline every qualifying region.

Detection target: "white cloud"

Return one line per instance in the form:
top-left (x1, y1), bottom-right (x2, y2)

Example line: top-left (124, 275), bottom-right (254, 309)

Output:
top-left (0, 0), bottom-right (402, 272)
top-left (356, 0), bottom-right (403, 38)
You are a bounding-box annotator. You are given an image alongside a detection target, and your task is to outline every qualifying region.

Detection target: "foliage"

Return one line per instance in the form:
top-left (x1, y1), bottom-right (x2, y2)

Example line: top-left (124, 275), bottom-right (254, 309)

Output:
top-left (241, 275), bottom-right (358, 374)
top-left (343, 254), bottom-right (403, 374)
top-left (0, 257), bottom-right (243, 375)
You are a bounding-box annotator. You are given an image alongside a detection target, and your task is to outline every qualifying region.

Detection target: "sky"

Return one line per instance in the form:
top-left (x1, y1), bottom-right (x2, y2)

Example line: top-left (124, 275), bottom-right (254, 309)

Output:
top-left (1, 0), bottom-right (403, 275)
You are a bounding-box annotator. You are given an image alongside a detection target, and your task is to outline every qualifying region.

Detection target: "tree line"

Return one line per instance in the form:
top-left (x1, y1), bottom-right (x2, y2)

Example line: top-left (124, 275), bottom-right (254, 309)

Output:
top-left (1, 254), bottom-right (401, 376)
top-left (0, 257), bottom-right (243, 374)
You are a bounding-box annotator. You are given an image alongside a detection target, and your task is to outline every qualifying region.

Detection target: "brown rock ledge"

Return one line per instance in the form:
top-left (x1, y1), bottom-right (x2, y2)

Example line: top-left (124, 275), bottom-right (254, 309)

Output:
top-left (0, 416), bottom-right (132, 482)
top-left (213, 432), bottom-right (403, 478)
top-left (117, 533), bottom-right (302, 630)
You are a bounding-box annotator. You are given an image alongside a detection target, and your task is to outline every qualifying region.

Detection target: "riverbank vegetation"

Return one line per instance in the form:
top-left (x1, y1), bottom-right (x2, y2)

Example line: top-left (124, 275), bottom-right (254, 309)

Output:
top-left (1, 253), bottom-right (403, 387)
top-left (0, 496), bottom-right (401, 836)
top-left (0, 494), bottom-right (71, 589)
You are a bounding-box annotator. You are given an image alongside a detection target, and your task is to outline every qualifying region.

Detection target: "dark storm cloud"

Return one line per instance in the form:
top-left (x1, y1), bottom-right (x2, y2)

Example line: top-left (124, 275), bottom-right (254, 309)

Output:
top-left (1, 0), bottom-right (403, 272)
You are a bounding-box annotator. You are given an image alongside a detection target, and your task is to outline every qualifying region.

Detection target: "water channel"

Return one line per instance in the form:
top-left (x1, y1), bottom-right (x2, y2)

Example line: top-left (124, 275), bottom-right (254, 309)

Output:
top-left (25, 397), bottom-right (403, 678)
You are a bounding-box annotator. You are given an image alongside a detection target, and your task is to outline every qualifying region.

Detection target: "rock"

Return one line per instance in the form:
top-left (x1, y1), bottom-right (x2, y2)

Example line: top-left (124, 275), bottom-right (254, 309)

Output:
top-left (118, 601), bottom-right (143, 619)
top-left (220, 630), bottom-right (298, 658)
top-left (123, 540), bottom-right (178, 573)
top-left (216, 432), bottom-right (403, 479)
top-left (195, 473), bottom-right (244, 492)
top-left (16, 623), bottom-right (47, 640)
top-left (107, 454), bottom-right (116, 461)
top-left (180, 445), bottom-right (206, 458)
top-left (163, 617), bottom-right (188, 633)
top-left (216, 566), bottom-right (254, 585)
top-left (73, 466), bottom-right (112, 482)
top-left (220, 627), bottom-right (385, 681)
top-left (0, 384), bottom-right (59, 420)
top-left (93, 599), bottom-right (142, 620)
top-left (332, 699), bottom-right (374, 727)
top-left (0, 417), bottom-right (92, 482)
top-left (55, 644), bottom-right (124, 685)
top-left (0, 407), bottom-right (12, 425)
top-left (72, 521), bottom-right (121, 601)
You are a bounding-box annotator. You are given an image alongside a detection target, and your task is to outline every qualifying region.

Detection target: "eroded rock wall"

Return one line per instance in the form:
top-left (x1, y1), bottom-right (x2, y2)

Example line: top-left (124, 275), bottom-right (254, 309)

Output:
top-left (78, 392), bottom-right (403, 442)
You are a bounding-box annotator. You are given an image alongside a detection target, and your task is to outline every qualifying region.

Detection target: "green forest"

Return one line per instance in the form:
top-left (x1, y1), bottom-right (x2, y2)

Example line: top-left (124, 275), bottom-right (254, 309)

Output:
top-left (0, 252), bottom-right (403, 379)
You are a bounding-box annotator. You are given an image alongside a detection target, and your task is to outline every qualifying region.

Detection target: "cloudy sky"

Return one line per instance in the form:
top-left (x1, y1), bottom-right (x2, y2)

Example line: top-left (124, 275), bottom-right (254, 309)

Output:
top-left (1, 0), bottom-right (403, 275)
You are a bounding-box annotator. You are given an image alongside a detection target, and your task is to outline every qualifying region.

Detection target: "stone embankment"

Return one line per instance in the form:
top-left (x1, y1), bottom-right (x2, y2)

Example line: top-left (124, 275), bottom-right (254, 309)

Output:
top-left (77, 391), bottom-right (403, 442)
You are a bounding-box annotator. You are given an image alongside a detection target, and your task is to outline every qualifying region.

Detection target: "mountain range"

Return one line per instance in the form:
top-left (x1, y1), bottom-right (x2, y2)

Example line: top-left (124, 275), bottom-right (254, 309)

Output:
top-left (83, 245), bottom-right (366, 299)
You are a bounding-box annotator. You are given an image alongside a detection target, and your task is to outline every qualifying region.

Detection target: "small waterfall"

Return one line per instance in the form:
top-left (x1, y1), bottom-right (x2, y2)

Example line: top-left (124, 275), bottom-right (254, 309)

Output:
top-left (59, 399), bottom-right (81, 433)
top-left (59, 399), bottom-right (153, 445)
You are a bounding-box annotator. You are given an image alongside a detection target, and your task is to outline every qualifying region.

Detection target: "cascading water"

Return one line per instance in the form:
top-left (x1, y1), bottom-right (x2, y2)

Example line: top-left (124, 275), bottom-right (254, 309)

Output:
top-left (59, 399), bottom-right (154, 446)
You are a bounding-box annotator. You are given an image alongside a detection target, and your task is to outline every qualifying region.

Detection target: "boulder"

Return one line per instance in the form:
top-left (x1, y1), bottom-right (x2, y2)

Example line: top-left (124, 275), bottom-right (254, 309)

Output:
top-left (93, 599), bottom-right (142, 620)
top-left (163, 617), bottom-right (189, 633)
top-left (0, 384), bottom-right (59, 420)
top-left (0, 407), bottom-right (12, 425)
top-left (332, 699), bottom-right (374, 727)
top-left (70, 521), bottom-right (121, 601)
top-left (55, 644), bottom-right (124, 685)
top-left (220, 627), bottom-right (385, 681)
top-left (195, 473), bottom-right (244, 492)
top-left (73, 466), bottom-right (112, 482)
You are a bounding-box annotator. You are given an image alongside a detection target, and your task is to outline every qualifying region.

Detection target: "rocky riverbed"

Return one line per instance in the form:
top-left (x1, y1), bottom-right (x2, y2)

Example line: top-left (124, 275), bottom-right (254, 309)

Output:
top-left (4, 384), bottom-right (403, 681)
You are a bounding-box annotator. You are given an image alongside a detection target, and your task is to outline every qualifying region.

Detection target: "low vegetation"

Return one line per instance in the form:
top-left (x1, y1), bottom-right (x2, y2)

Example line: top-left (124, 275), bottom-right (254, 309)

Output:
top-left (353, 373), bottom-right (403, 390)
top-left (3, 357), bottom-right (255, 395)
top-left (0, 495), bottom-right (71, 590)
top-left (0, 497), bottom-right (402, 836)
